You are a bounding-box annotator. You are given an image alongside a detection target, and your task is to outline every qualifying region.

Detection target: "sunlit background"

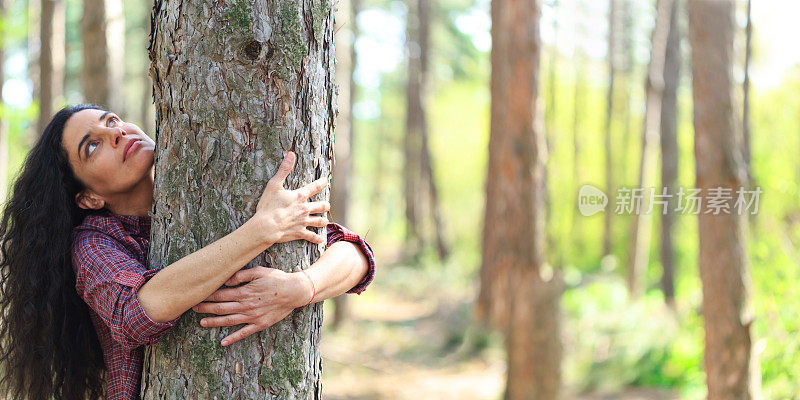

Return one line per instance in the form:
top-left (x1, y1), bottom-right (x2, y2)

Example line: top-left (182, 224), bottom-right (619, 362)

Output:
top-left (2, 0), bottom-right (800, 398)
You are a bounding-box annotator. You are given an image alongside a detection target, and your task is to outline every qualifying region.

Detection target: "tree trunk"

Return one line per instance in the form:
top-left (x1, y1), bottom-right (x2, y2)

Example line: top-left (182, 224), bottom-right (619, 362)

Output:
top-left (603, 0), bottom-right (617, 257)
top-left (403, 0), bottom-right (446, 261)
top-left (141, 0), bottom-right (336, 398)
top-left (687, 1), bottom-right (757, 398)
top-left (140, 3), bottom-right (156, 140)
top-left (403, 0), bottom-right (424, 259)
top-left (543, 0), bottom-right (558, 267)
top-left (36, 0), bottom-right (65, 135)
top-left (626, 0), bottom-right (674, 299)
top-left (545, 0), bottom-right (558, 131)
top-left (619, 0), bottom-right (634, 180)
top-left (330, 0), bottom-right (356, 329)
top-left (0, 0), bottom-right (7, 202)
top-left (742, 0), bottom-right (752, 181)
top-left (570, 45), bottom-right (584, 256)
top-left (659, 0), bottom-right (680, 307)
top-left (141, 60), bottom-right (155, 138)
top-left (420, 114), bottom-right (449, 261)
top-left (415, 1), bottom-right (449, 262)
top-left (81, 0), bottom-right (125, 111)
top-left (478, 0), bottom-right (561, 398)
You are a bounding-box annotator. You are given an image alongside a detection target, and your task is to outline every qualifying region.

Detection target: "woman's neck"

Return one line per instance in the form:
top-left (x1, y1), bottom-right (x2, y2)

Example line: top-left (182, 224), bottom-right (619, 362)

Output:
top-left (105, 166), bottom-right (155, 217)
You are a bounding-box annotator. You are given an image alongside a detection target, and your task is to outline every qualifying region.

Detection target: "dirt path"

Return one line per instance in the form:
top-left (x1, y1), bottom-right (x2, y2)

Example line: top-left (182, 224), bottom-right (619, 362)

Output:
top-left (318, 266), bottom-right (679, 400)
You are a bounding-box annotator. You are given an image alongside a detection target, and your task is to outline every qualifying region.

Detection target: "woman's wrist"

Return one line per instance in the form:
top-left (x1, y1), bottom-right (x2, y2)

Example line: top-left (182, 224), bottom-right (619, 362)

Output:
top-left (250, 212), bottom-right (278, 248)
top-left (291, 270), bottom-right (316, 309)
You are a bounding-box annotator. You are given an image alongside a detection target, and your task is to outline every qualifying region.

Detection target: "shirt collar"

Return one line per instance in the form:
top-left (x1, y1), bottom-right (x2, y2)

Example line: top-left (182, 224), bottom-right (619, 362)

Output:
top-left (105, 209), bottom-right (151, 237)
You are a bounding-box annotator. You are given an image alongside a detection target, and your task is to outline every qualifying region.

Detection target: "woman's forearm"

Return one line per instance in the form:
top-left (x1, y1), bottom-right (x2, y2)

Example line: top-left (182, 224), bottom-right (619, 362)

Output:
top-left (138, 217), bottom-right (273, 322)
top-left (295, 240), bottom-right (369, 304)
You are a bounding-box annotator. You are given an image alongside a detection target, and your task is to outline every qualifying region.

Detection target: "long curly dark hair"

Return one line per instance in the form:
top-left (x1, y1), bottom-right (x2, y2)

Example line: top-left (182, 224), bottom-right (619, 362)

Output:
top-left (0, 105), bottom-right (107, 399)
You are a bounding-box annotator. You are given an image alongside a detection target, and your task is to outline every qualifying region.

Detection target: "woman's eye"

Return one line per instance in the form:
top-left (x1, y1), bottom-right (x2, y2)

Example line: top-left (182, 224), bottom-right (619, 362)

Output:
top-left (108, 117), bottom-right (119, 127)
top-left (87, 141), bottom-right (98, 155)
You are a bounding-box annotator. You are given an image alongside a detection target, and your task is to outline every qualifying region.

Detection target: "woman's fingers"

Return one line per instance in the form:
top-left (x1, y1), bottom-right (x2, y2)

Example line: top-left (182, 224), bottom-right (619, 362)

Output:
top-left (306, 201), bottom-right (330, 214)
top-left (199, 313), bottom-right (248, 328)
top-left (297, 177), bottom-right (328, 199)
top-left (301, 229), bottom-right (325, 244)
top-left (203, 287), bottom-right (245, 302)
top-left (266, 152), bottom-right (296, 190)
top-left (193, 301), bottom-right (245, 315)
top-left (305, 216), bottom-right (328, 228)
top-left (225, 266), bottom-right (263, 287)
top-left (221, 323), bottom-right (261, 346)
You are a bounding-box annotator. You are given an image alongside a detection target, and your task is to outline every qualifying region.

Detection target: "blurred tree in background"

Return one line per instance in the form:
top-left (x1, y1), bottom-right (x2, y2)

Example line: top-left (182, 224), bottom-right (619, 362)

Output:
top-left (688, 0), bottom-right (757, 398)
top-left (1, 0), bottom-right (799, 398)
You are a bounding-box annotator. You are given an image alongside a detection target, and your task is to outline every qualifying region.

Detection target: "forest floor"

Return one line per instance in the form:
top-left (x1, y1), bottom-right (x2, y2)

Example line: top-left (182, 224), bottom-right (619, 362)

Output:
top-left (319, 261), bottom-right (680, 400)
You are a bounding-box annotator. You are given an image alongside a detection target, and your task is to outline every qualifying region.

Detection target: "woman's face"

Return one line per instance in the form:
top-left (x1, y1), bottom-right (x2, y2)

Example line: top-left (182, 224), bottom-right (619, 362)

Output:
top-left (61, 109), bottom-right (155, 208)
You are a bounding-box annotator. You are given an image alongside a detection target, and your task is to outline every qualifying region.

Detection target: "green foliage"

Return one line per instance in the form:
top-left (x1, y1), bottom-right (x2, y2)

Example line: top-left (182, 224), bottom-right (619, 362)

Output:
top-left (2, 0), bottom-right (799, 396)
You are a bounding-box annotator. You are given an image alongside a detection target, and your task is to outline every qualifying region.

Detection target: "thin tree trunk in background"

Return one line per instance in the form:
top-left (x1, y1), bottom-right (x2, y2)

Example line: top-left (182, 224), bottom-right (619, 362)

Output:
top-left (141, 60), bottom-right (155, 136)
top-left (141, 0), bottom-right (336, 397)
top-left (626, 0), bottom-right (673, 299)
top-left (687, 0), bottom-right (757, 398)
top-left (404, 0), bottom-right (424, 259)
top-left (404, 0), bottom-right (447, 261)
top-left (603, 0), bottom-right (616, 257)
top-left (0, 0), bottom-right (7, 201)
top-left (620, 0), bottom-right (634, 181)
top-left (479, 0), bottom-right (561, 397)
top-left (140, 4), bottom-right (156, 137)
top-left (545, 0), bottom-right (558, 130)
top-left (36, 0), bottom-right (64, 136)
top-left (28, 0), bottom-right (40, 137)
top-left (420, 118), bottom-right (449, 260)
top-left (659, 0), bottom-right (680, 307)
top-left (570, 46), bottom-right (584, 256)
top-left (544, 0), bottom-right (558, 267)
top-left (416, 0), bottom-right (448, 260)
top-left (81, 0), bottom-right (124, 111)
top-left (742, 0), bottom-right (752, 180)
top-left (331, 0), bottom-right (355, 329)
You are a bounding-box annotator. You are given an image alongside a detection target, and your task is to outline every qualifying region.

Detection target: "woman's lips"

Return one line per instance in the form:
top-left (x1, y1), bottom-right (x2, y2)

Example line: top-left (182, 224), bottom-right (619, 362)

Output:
top-left (124, 140), bottom-right (141, 161)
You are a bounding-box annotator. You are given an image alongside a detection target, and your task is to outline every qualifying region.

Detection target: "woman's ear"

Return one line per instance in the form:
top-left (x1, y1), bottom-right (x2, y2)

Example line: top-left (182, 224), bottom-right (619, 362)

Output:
top-left (75, 190), bottom-right (105, 210)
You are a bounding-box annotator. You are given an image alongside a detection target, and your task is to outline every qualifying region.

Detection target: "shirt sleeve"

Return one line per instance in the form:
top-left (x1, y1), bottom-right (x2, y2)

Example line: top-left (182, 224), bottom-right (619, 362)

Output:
top-left (71, 230), bottom-right (177, 350)
top-left (325, 223), bottom-right (376, 294)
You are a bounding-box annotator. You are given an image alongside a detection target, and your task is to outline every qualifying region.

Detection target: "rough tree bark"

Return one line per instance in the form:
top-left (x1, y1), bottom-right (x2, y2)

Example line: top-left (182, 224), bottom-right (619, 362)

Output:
top-left (82, 0), bottom-right (124, 112)
top-left (687, 0), bottom-right (757, 398)
top-left (659, 0), bottom-right (680, 307)
top-left (626, 0), bottom-right (674, 299)
top-left (478, 0), bottom-right (561, 398)
top-left (330, 0), bottom-right (356, 329)
top-left (141, 0), bottom-right (336, 398)
top-left (36, 0), bottom-right (64, 135)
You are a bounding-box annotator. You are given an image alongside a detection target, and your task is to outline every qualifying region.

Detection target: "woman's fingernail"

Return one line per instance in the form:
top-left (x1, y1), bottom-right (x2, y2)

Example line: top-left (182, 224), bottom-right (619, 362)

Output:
top-left (221, 340), bottom-right (229, 346)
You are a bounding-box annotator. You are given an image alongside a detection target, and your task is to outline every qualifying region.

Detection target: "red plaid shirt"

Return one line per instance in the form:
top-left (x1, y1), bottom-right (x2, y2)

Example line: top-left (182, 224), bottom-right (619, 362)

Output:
top-left (70, 210), bottom-right (376, 400)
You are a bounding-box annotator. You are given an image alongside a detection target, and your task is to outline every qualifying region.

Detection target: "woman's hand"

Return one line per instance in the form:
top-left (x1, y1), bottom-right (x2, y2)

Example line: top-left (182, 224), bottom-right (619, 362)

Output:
top-left (192, 266), bottom-right (312, 346)
top-left (254, 151), bottom-right (330, 246)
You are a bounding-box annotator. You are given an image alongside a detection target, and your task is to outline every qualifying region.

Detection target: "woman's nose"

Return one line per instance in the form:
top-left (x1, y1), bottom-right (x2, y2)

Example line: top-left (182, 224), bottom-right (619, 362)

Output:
top-left (110, 127), bottom-right (125, 146)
